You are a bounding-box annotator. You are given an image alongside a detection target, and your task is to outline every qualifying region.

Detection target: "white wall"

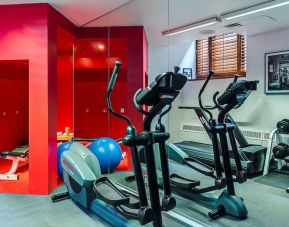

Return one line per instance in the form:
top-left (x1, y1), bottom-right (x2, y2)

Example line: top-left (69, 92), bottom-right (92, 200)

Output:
top-left (148, 28), bottom-right (289, 144)
top-left (148, 41), bottom-right (195, 136)
top-left (148, 41), bottom-right (196, 82)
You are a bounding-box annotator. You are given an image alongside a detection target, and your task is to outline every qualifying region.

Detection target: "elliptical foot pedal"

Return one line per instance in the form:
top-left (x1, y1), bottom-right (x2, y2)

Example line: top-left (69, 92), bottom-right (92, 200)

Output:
top-left (116, 205), bottom-right (139, 220)
top-left (117, 205), bottom-right (153, 225)
top-left (93, 177), bottom-right (129, 207)
top-left (121, 190), bottom-right (140, 209)
top-left (170, 173), bottom-right (200, 189)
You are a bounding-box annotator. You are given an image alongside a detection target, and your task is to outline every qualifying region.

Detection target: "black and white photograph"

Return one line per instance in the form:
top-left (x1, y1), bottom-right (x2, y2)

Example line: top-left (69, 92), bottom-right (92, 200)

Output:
top-left (265, 50), bottom-right (289, 94)
top-left (183, 68), bottom-right (193, 80)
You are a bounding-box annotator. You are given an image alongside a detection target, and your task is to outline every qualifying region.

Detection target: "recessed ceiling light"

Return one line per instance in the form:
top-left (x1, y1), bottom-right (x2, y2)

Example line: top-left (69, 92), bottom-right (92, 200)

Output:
top-left (222, 0), bottom-right (289, 20)
top-left (162, 18), bottom-right (220, 37)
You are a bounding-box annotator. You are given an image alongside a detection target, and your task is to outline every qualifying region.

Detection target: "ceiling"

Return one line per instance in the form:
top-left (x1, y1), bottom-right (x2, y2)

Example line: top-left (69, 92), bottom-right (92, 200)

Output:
top-left (0, 0), bottom-right (132, 25)
top-left (1, 0), bottom-right (289, 45)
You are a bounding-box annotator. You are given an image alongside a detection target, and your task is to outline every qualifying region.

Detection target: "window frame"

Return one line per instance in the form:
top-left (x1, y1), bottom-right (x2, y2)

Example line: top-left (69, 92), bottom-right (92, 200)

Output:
top-left (196, 33), bottom-right (246, 80)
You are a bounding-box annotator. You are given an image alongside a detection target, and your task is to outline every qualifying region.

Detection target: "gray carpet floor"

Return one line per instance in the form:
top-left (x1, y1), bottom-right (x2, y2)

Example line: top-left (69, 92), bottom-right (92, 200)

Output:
top-left (0, 185), bottom-right (107, 227)
top-left (109, 169), bottom-right (289, 227)
top-left (0, 184), bottom-right (188, 227)
top-left (1, 169), bottom-right (289, 227)
top-left (254, 171), bottom-right (289, 189)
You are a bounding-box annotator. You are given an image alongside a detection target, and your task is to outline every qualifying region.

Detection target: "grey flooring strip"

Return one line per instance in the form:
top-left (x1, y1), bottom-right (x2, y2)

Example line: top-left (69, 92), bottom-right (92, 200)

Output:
top-left (114, 181), bottom-right (210, 227)
top-left (165, 210), bottom-right (211, 227)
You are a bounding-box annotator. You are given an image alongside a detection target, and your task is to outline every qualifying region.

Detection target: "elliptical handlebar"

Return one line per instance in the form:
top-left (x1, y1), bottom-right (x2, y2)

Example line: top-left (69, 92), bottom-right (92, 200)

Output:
top-left (158, 105), bottom-right (172, 123)
top-left (199, 73), bottom-right (258, 117)
top-left (107, 61), bottom-right (121, 93)
top-left (233, 74), bottom-right (239, 83)
top-left (198, 71), bottom-right (214, 120)
top-left (107, 61), bottom-right (132, 126)
top-left (174, 66), bottom-right (180, 73)
top-left (212, 91), bottom-right (225, 111)
top-left (133, 89), bottom-right (149, 115)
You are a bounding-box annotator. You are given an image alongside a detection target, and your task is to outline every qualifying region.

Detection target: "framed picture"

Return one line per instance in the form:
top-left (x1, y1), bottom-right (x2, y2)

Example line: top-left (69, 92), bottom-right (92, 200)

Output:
top-left (265, 50), bottom-right (289, 94)
top-left (183, 68), bottom-right (193, 80)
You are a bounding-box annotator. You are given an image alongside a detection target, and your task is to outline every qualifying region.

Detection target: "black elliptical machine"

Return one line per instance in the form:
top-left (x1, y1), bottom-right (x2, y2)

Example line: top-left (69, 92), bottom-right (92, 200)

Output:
top-left (125, 66), bottom-right (187, 226)
top-left (51, 61), bottom-right (156, 226)
top-left (106, 61), bottom-right (153, 224)
top-left (107, 61), bottom-right (184, 225)
top-left (51, 62), bottom-right (186, 226)
top-left (158, 71), bottom-right (259, 219)
top-left (192, 71), bottom-right (257, 218)
top-left (125, 65), bottom-right (186, 213)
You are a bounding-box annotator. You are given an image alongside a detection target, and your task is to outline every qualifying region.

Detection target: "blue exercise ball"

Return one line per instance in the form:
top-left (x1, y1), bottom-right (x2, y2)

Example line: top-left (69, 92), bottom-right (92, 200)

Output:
top-left (57, 141), bottom-right (74, 178)
top-left (89, 137), bottom-right (122, 173)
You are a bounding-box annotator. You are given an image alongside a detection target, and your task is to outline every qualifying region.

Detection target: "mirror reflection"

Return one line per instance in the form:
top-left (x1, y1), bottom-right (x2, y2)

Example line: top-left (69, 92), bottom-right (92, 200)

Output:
top-left (1, 1), bottom-right (289, 227)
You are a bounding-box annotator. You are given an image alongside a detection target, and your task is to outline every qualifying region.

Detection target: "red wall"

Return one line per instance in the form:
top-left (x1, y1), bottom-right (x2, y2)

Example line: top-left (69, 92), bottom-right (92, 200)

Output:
top-left (143, 30), bottom-right (149, 88)
top-left (0, 3), bottom-right (78, 194)
top-left (0, 60), bottom-right (29, 151)
top-left (0, 4), bottom-right (49, 194)
top-left (0, 3), bottom-right (147, 193)
top-left (74, 69), bottom-right (110, 138)
top-left (110, 27), bottom-right (146, 134)
top-left (46, 5), bottom-right (78, 194)
top-left (78, 27), bottom-right (146, 137)
top-left (73, 37), bottom-right (128, 139)
top-left (57, 27), bottom-right (75, 133)
top-left (74, 38), bottom-right (110, 138)
top-left (76, 27), bottom-right (148, 170)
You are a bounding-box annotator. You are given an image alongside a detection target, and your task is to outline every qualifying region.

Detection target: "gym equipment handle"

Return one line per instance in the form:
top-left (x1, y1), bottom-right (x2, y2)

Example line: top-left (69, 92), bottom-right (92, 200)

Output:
top-left (153, 132), bottom-right (170, 143)
top-left (107, 61), bottom-right (122, 93)
top-left (122, 132), bottom-right (169, 146)
top-left (122, 133), bottom-right (149, 146)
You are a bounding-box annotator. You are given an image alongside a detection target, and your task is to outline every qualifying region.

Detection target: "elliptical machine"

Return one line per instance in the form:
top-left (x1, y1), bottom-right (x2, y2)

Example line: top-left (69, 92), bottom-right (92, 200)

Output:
top-left (153, 72), bottom-right (259, 219)
top-left (51, 62), bottom-right (155, 226)
top-left (107, 61), bottom-right (182, 224)
top-left (128, 66), bottom-right (187, 226)
top-left (52, 61), bottom-right (187, 227)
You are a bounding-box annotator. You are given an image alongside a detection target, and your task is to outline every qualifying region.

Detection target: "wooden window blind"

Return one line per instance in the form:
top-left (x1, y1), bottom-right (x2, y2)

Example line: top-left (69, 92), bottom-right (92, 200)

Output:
top-left (196, 33), bottom-right (246, 79)
top-left (211, 33), bottom-right (238, 75)
top-left (196, 39), bottom-right (209, 78)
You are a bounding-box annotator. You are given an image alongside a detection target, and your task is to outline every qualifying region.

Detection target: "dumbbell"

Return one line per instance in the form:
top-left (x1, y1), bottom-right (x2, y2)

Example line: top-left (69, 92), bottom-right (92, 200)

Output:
top-left (272, 143), bottom-right (289, 159)
top-left (277, 119), bottom-right (289, 134)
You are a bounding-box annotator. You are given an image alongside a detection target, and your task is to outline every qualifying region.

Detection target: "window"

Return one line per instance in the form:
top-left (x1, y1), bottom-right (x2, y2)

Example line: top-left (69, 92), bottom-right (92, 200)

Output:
top-left (196, 33), bottom-right (246, 79)
top-left (196, 39), bottom-right (209, 78)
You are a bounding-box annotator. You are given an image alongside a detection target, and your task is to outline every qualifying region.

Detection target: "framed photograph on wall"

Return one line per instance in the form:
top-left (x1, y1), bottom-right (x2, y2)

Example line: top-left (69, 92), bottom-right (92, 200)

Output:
top-left (183, 68), bottom-right (193, 80)
top-left (265, 50), bottom-right (289, 94)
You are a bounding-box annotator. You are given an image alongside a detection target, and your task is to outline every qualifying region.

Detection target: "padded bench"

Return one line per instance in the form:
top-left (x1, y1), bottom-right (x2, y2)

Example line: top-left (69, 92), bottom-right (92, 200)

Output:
top-left (0, 145), bottom-right (29, 180)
